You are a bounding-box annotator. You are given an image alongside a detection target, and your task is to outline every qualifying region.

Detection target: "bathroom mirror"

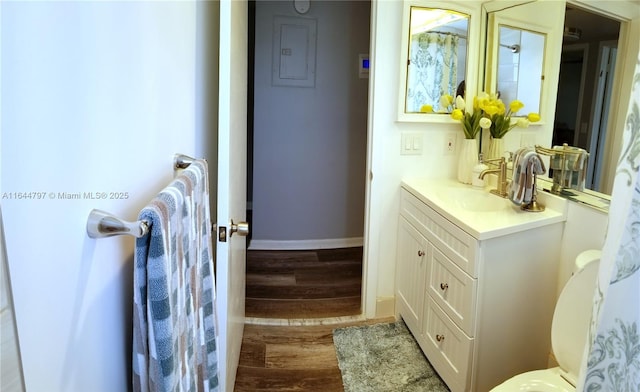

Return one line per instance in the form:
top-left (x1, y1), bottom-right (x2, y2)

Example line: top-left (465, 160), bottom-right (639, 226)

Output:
top-left (403, 7), bottom-right (468, 113)
top-left (484, 6), bottom-right (553, 121)
top-left (493, 25), bottom-right (544, 116)
top-left (397, 1), bottom-right (481, 122)
top-left (480, 0), bottom-right (640, 212)
top-left (552, 4), bottom-right (622, 194)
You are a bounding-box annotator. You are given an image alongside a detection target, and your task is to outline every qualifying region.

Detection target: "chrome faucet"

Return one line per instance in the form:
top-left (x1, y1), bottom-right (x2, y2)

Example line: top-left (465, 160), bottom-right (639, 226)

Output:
top-left (479, 157), bottom-right (509, 198)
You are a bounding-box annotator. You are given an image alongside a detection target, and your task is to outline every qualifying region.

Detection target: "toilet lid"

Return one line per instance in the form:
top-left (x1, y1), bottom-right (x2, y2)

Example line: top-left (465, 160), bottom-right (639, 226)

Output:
top-left (551, 259), bottom-right (600, 382)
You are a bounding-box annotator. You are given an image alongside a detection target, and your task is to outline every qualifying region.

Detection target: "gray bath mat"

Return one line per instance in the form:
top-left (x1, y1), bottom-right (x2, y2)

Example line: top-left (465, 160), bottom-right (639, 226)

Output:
top-left (333, 320), bottom-right (450, 392)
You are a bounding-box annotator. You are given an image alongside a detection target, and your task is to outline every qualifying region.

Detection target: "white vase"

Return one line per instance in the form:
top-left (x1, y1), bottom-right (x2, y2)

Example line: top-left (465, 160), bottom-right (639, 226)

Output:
top-left (457, 138), bottom-right (478, 184)
top-left (486, 137), bottom-right (505, 161)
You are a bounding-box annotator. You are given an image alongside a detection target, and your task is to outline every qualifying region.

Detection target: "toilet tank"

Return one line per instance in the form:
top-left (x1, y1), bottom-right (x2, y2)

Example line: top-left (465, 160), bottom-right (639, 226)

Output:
top-left (574, 249), bottom-right (602, 272)
top-left (551, 252), bottom-right (600, 385)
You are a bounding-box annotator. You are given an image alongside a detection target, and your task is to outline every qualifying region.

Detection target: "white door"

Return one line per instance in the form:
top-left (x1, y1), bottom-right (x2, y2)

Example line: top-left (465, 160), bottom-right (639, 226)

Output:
top-left (216, 1), bottom-right (248, 391)
top-left (2, 3), bottom-right (200, 390)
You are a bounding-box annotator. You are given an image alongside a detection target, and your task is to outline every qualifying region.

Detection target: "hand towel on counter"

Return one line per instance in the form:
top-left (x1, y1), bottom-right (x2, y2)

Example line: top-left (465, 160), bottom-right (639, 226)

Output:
top-left (509, 147), bottom-right (546, 205)
top-left (133, 159), bottom-right (219, 392)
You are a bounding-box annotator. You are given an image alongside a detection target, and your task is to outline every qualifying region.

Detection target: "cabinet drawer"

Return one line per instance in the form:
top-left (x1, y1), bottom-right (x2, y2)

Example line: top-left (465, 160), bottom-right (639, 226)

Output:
top-left (428, 247), bottom-right (477, 336)
top-left (401, 189), bottom-right (478, 276)
top-left (422, 296), bottom-right (473, 392)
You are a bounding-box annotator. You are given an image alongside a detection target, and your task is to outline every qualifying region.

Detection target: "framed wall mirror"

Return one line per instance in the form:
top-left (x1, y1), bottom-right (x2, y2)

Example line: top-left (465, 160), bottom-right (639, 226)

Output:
top-left (397, 1), bottom-right (481, 122)
top-left (484, 7), bottom-right (556, 122)
top-left (494, 25), bottom-right (545, 116)
top-left (482, 0), bottom-right (640, 211)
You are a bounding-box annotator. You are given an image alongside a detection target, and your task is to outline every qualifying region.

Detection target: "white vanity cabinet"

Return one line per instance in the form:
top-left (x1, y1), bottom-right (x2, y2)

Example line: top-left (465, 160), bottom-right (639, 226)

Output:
top-left (396, 180), bottom-right (565, 392)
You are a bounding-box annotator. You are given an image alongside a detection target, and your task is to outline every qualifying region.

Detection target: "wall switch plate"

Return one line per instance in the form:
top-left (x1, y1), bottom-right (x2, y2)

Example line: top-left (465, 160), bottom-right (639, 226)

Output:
top-left (445, 132), bottom-right (457, 155)
top-left (401, 132), bottom-right (423, 155)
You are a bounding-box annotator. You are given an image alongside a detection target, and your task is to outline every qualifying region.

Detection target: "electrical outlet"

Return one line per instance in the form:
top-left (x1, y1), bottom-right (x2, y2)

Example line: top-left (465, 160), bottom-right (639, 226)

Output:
top-left (445, 133), bottom-right (456, 155)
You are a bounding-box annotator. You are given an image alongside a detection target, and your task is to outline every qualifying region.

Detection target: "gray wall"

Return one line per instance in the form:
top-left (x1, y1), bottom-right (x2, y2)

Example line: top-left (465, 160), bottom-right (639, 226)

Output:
top-left (251, 0), bottom-right (370, 244)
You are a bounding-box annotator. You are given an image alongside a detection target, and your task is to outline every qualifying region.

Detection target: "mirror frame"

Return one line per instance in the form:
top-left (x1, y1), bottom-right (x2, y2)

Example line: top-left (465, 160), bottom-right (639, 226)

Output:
top-left (397, 0), bottom-right (482, 123)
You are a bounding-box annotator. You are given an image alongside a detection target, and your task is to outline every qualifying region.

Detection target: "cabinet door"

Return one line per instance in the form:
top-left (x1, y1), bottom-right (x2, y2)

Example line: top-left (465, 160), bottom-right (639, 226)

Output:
top-left (396, 217), bottom-right (429, 333)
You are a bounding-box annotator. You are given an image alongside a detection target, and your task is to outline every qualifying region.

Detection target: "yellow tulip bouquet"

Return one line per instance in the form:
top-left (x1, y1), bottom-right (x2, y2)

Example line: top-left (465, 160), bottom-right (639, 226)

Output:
top-left (476, 93), bottom-right (541, 138)
top-left (444, 94), bottom-right (492, 139)
top-left (422, 92), bottom-right (539, 141)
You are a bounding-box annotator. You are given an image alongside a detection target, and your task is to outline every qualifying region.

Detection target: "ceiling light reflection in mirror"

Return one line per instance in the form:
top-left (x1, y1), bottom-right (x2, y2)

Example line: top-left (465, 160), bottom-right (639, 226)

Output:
top-left (404, 7), bottom-right (469, 114)
top-left (410, 8), bottom-right (465, 35)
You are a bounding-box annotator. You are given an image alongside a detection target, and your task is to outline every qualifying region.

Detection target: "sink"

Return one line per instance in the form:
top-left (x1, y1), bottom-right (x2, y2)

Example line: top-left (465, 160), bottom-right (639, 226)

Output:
top-left (402, 178), bottom-right (566, 240)
top-left (435, 187), bottom-right (509, 212)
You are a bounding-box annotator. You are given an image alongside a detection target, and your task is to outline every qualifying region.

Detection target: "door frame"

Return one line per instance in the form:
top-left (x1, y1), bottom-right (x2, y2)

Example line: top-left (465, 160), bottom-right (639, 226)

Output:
top-left (588, 40), bottom-right (617, 191)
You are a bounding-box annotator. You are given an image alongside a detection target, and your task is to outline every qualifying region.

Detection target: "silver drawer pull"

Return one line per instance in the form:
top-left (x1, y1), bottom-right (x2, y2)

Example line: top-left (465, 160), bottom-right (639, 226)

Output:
top-left (440, 283), bottom-right (448, 291)
top-left (418, 250), bottom-right (425, 257)
top-left (436, 334), bottom-right (445, 342)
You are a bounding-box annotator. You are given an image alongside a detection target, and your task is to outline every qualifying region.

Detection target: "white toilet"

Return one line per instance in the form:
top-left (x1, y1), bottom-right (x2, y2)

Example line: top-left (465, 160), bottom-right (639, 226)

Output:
top-left (491, 250), bottom-right (601, 391)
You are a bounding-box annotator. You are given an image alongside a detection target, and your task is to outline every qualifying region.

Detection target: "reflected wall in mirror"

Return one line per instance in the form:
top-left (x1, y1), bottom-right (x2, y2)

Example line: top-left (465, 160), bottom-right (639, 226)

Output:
top-left (552, 5), bottom-right (621, 193)
top-left (404, 7), bottom-right (468, 113)
top-left (397, 1), bottom-right (481, 122)
top-left (496, 26), bottom-right (544, 115)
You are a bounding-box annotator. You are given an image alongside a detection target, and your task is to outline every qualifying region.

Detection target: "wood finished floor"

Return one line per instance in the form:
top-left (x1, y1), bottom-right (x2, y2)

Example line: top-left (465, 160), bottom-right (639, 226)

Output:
top-left (245, 248), bottom-right (363, 319)
top-left (234, 318), bottom-right (395, 392)
top-left (235, 247), bottom-right (369, 391)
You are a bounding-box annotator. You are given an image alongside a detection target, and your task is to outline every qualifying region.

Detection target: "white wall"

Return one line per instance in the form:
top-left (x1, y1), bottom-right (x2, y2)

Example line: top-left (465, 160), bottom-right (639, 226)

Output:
top-left (1, 3), bottom-right (198, 391)
top-left (251, 0), bottom-right (370, 246)
top-left (364, 0), bottom-right (472, 317)
top-left (556, 201), bottom-right (608, 293)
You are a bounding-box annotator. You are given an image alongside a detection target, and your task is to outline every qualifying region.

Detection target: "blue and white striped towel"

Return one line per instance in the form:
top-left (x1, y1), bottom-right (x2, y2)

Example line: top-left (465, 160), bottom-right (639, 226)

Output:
top-left (133, 159), bottom-right (218, 392)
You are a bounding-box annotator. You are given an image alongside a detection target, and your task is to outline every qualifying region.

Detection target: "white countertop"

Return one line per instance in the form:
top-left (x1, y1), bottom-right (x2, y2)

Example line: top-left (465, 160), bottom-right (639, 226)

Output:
top-left (401, 178), bottom-right (568, 240)
top-left (536, 177), bottom-right (611, 213)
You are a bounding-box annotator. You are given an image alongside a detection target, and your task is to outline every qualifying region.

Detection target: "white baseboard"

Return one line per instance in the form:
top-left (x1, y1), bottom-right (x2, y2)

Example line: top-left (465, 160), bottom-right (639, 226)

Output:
top-left (376, 297), bottom-right (396, 319)
top-left (248, 237), bottom-right (363, 250)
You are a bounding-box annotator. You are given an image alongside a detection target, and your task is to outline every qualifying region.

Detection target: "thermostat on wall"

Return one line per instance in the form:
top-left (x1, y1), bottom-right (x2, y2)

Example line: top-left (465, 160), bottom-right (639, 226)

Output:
top-left (359, 54), bottom-right (369, 79)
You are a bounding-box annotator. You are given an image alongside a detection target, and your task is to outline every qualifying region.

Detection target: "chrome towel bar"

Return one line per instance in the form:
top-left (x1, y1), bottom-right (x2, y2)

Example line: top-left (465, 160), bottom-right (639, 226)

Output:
top-left (174, 153), bottom-right (195, 169)
top-left (86, 153), bottom-right (195, 239)
top-left (87, 209), bottom-right (149, 238)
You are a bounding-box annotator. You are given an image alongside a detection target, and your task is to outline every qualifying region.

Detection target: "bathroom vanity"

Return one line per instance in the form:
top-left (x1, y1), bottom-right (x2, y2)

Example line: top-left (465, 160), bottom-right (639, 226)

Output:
top-left (396, 178), bottom-right (566, 391)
